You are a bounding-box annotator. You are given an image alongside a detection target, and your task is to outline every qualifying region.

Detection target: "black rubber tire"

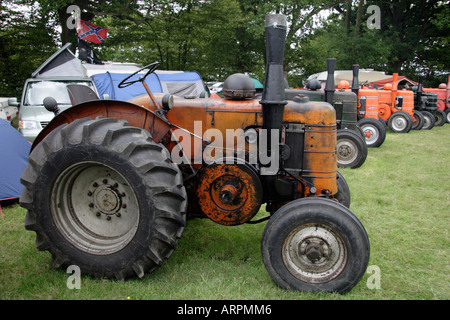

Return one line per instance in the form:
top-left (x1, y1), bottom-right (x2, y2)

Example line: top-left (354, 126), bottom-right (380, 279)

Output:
top-left (261, 198), bottom-right (370, 294)
top-left (387, 111), bottom-right (413, 133)
top-left (445, 109), bottom-right (450, 124)
top-left (434, 110), bottom-right (446, 126)
top-left (336, 129), bottom-right (368, 169)
top-left (411, 111), bottom-right (425, 130)
top-left (335, 171), bottom-right (351, 208)
top-left (421, 111), bottom-right (436, 130)
top-left (357, 117), bottom-right (386, 148)
top-left (20, 117), bottom-right (187, 280)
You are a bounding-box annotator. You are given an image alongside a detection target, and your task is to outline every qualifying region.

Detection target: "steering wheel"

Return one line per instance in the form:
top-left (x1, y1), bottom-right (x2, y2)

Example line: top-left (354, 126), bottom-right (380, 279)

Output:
top-left (118, 61), bottom-right (161, 88)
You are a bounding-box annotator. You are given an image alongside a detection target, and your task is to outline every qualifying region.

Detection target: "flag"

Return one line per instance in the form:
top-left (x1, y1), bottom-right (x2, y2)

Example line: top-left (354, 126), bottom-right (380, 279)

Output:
top-left (77, 19), bottom-right (108, 44)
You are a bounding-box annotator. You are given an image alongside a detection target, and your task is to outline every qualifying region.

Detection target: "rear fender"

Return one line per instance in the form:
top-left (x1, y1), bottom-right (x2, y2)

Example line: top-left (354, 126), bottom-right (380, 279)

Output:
top-left (31, 100), bottom-right (171, 152)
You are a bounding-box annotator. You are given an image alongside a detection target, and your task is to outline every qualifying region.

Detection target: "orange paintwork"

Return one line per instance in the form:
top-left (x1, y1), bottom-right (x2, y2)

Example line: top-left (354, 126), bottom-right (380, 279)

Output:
top-left (377, 73), bottom-right (414, 121)
top-left (195, 163), bottom-right (262, 226)
top-left (358, 88), bottom-right (380, 120)
top-left (32, 88), bottom-right (339, 216)
top-left (423, 75), bottom-right (450, 111)
top-left (131, 93), bottom-right (338, 196)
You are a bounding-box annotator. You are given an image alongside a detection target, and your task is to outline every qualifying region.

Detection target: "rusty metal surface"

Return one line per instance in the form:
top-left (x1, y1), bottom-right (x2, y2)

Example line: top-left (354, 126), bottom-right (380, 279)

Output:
top-left (196, 163), bottom-right (262, 225)
top-left (31, 100), bottom-right (171, 151)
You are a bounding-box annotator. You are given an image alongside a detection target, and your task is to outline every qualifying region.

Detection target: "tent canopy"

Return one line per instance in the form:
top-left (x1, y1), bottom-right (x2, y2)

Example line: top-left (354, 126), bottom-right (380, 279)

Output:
top-left (368, 76), bottom-right (417, 89)
top-left (306, 69), bottom-right (417, 89)
top-left (0, 119), bottom-right (31, 203)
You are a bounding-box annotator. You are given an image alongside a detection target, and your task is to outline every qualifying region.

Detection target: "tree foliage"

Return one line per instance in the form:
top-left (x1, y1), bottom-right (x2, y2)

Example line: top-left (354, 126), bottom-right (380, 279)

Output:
top-left (0, 0), bottom-right (448, 97)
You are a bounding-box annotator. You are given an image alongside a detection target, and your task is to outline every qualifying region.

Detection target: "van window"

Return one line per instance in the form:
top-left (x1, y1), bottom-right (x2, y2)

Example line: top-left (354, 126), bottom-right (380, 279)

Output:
top-left (24, 81), bottom-right (94, 106)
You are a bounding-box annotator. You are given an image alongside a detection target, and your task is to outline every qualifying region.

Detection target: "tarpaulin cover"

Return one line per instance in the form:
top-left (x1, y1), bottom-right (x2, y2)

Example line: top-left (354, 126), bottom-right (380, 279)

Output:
top-left (0, 119), bottom-right (31, 203)
top-left (91, 71), bottom-right (206, 101)
top-left (92, 72), bottom-right (163, 101)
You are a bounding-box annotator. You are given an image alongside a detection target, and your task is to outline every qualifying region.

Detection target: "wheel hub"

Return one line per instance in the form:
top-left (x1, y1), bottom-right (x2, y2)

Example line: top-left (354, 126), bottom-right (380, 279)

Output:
top-left (392, 116), bottom-right (407, 130)
top-left (52, 162), bottom-right (139, 255)
top-left (337, 139), bottom-right (357, 164)
top-left (90, 181), bottom-right (125, 218)
top-left (283, 224), bottom-right (347, 284)
top-left (197, 163), bottom-right (262, 226)
top-left (300, 238), bottom-right (332, 264)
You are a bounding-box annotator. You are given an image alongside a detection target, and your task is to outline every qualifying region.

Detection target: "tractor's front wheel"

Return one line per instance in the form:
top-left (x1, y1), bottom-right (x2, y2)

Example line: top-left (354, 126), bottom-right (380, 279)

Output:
top-left (445, 109), bottom-right (450, 123)
top-left (357, 117), bottom-right (386, 148)
top-left (20, 117), bottom-right (187, 280)
top-left (336, 129), bottom-right (368, 169)
top-left (387, 111), bottom-right (412, 133)
top-left (421, 111), bottom-right (436, 130)
top-left (261, 198), bottom-right (370, 294)
top-left (434, 110), bottom-right (446, 126)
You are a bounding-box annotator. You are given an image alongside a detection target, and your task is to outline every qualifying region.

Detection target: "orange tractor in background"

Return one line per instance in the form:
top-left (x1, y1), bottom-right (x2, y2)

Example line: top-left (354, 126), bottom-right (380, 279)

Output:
top-left (345, 64), bottom-right (387, 148)
top-left (19, 14), bottom-right (370, 294)
top-left (422, 75), bottom-right (450, 125)
top-left (376, 73), bottom-right (416, 133)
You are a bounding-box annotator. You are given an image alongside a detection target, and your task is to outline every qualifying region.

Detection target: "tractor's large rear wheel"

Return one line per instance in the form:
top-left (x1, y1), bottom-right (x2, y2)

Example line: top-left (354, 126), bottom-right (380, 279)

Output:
top-left (20, 117), bottom-right (187, 280)
top-left (261, 198), bottom-right (370, 293)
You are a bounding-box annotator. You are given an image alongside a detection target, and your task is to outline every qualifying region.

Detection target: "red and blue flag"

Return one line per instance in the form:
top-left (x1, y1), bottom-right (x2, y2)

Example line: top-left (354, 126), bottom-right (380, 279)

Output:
top-left (77, 19), bottom-right (108, 44)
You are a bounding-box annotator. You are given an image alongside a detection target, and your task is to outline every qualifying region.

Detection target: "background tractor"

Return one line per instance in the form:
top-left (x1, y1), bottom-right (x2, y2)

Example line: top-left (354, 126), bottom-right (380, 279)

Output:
top-left (349, 64), bottom-right (387, 148)
top-left (419, 76), bottom-right (448, 126)
top-left (376, 73), bottom-right (415, 133)
top-left (410, 76), bottom-right (440, 130)
top-left (19, 14), bottom-right (370, 294)
top-left (285, 59), bottom-right (368, 169)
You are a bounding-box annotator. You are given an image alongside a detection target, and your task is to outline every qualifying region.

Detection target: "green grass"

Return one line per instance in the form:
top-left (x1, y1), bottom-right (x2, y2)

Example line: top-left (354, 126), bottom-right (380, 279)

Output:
top-left (1, 125), bottom-right (449, 300)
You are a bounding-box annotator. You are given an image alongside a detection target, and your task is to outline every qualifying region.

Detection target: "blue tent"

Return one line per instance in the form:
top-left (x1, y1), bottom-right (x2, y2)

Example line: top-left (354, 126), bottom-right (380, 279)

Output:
top-left (91, 71), bottom-right (206, 101)
top-left (0, 119), bottom-right (31, 217)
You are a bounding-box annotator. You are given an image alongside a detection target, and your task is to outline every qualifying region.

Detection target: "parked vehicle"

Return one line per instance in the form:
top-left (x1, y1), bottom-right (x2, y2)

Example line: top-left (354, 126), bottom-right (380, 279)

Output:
top-left (20, 14), bottom-right (369, 294)
top-left (421, 75), bottom-right (449, 125)
top-left (0, 98), bottom-right (19, 122)
top-left (377, 73), bottom-right (415, 133)
top-left (18, 77), bottom-right (97, 142)
top-left (285, 59), bottom-right (368, 169)
top-left (16, 44), bottom-right (98, 142)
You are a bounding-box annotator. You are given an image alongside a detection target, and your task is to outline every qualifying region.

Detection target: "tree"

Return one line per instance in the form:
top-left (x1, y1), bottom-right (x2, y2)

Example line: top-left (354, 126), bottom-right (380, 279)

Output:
top-left (0, 1), bottom-right (58, 97)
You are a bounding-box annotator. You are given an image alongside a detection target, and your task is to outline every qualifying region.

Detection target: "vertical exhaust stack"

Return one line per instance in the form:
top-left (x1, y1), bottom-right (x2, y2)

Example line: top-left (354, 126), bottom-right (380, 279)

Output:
top-left (324, 58), bottom-right (336, 105)
top-left (446, 75), bottom-right (450, 107)
top-left (392, 73), bottom-right (399, 107)
top-left (260, 14), bottom-right (288, 134)
top-left (417, 76), bottom-right (424, 107)
top-left (351, 64), bottom-right (360, 95)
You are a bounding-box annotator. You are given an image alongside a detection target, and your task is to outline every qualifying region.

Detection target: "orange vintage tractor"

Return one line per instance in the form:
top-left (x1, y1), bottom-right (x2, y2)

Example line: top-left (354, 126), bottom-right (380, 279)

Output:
top-left (377, 73), bottom-right (416, 133)
top-left (19, 15), bottom-right (369, 294)
top-left (422, 75), bottom-right (450, 125)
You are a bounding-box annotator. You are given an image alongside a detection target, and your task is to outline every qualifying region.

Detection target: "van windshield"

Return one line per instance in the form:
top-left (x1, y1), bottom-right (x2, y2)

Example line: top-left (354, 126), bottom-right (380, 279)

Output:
top-left (24, 80), bottom-right (94, 106)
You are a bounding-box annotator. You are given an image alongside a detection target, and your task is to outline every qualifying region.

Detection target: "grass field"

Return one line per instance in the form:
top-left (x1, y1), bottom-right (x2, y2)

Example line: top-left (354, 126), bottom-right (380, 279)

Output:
top-left (0, 124), bottom-right (449, 301)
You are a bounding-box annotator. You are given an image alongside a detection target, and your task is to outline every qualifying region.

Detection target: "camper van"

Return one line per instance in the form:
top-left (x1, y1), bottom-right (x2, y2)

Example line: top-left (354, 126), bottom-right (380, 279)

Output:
top-left (17, 44), bottom-right (98, 142)
top-left (18, 77), bottom-right (96, 142)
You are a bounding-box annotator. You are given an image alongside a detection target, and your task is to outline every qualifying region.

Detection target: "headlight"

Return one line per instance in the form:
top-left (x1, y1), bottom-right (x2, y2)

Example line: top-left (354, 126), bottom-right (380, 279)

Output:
top-left (19, 120), bottom-right (40, 129)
